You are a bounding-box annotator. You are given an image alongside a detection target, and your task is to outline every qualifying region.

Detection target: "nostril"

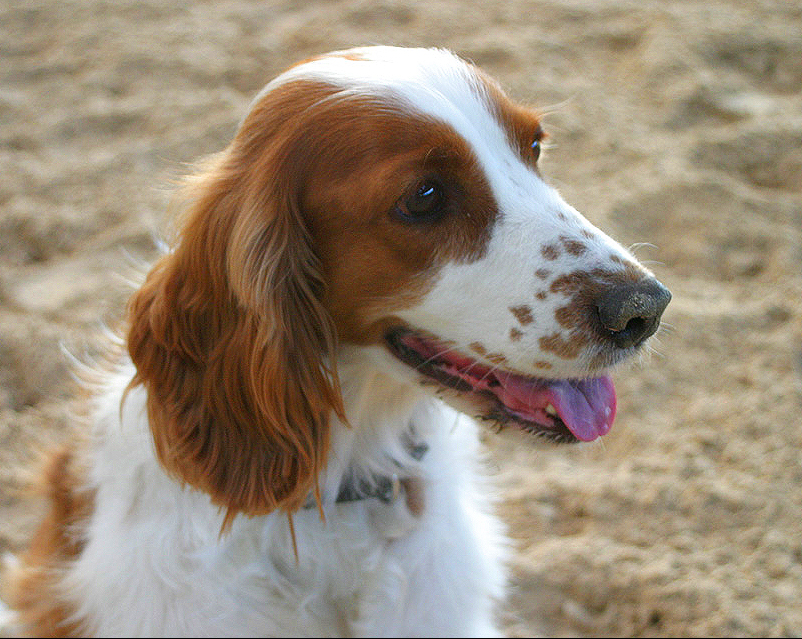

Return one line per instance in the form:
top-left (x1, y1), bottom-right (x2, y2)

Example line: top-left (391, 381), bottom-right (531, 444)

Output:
top-left (607, 316), bottom-right (656, 349)
top-left (596, 279), bottom-right (671, 349)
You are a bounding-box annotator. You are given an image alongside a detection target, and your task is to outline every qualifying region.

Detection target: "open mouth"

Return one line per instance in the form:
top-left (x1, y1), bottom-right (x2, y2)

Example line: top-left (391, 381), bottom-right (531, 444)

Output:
top-left (385, 328), bottom-right (616, 443)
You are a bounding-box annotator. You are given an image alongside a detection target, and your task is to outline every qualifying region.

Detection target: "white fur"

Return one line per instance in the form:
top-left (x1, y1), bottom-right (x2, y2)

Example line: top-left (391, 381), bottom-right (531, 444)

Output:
top-left (60, 351), bottom-right (506, 637)
top-left (0, 594), bottom-right (16, 635)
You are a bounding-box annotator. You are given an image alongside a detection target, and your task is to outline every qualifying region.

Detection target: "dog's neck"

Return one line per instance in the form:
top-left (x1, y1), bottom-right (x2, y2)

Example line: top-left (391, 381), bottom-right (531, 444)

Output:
top-left (316, 344), bottom-right (434, 504)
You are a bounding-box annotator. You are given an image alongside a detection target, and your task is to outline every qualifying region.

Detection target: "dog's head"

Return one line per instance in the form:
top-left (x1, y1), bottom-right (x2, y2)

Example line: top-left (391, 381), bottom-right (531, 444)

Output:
top-left (127, 47), bottom-right (670, 520)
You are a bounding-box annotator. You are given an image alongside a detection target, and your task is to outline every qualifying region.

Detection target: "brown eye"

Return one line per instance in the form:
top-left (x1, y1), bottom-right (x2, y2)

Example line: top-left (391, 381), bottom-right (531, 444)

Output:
top-left (396, 180), bottom-right (447, 222)
top-left (531, 137), bottom-right (541, 161)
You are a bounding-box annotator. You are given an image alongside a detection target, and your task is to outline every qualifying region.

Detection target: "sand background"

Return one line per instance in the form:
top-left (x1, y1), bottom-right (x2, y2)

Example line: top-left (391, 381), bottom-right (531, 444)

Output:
top-left (1, 0), bottom-right (801, 636)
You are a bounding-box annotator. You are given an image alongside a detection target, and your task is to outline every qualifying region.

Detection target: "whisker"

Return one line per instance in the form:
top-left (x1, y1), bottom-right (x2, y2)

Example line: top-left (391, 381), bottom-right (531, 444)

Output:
top-left (473, 362), bottom-right (504, 386)
top-left (414, 344), bottom-right (464, 371)
top-left (593, 434), bottom-right (607, 453)
top-left (655, 323), bottom-right (676, 337)
top-left (537, 97), bottom-right (573, 120)
top-left (628, 242), bottom-right (658, 257)
top-left (643, 342), bottom-right (665, 359)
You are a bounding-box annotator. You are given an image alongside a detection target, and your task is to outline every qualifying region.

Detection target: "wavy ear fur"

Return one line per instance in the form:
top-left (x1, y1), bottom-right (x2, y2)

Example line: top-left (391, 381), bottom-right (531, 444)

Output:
top-left (127, 95), bottom-right (344, 522)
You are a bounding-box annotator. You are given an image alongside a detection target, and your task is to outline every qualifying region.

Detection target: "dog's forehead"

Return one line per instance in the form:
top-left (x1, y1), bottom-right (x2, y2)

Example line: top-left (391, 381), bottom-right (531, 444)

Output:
top-left (268, 47), bottom-right (490, 116)
top-left (257, 47), bottom-right (553, 230)
top-left (260, 47), bottom-right (533, 167)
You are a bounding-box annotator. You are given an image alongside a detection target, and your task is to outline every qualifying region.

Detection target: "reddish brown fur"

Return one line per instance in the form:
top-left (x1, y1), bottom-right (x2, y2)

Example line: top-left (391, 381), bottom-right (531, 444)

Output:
top-left (478, 71), bottom-right (546, 169)
top-left (125, 78), bottom-right (499, 522)
top-left (3, 448), bottom-right (93, 637)
top-left (298, 105), bottom-right (499, 343)
top-left (127, 85), bottom-right (345, 521)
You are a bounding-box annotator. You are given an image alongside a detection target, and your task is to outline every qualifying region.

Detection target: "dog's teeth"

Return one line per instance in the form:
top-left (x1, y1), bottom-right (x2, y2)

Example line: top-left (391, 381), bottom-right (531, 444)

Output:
top-left (545, 404), bottom-right (558, 416)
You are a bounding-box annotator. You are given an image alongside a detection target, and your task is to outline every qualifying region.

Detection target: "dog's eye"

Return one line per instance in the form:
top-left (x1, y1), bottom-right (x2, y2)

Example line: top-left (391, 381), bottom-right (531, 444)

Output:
top-left (396, 180), bottom-right (447, 222)
top-left (530, 137), bottom-right (541, 162)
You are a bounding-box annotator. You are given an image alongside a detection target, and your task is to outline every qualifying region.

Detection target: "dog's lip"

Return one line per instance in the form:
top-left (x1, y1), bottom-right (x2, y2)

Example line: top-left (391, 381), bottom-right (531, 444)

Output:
top-left (384, 327), bottom-right (617, 443)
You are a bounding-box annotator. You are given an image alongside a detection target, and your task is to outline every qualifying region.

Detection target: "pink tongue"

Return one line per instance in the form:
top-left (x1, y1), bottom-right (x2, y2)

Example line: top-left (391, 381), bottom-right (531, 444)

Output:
top-left (397, 332), bottom-right (616, 442)
top-left (495, 374), bottom-right (617, 442)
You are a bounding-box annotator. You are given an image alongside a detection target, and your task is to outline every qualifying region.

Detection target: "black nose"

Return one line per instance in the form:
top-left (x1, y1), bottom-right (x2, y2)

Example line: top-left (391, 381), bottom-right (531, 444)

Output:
top-left (596, 278), bottom-right (671, 349)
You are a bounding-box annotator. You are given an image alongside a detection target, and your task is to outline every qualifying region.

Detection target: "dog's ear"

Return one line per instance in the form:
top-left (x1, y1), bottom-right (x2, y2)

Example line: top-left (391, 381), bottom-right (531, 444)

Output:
top-left (127, 99), bottom-right (344, 524)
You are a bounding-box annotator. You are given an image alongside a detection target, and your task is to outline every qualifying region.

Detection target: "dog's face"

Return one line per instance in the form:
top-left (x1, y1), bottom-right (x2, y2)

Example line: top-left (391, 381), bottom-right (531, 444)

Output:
top-left (128, 47), bottom-right (669, 518)
top-left (262, 47), bottom-right (670, 443)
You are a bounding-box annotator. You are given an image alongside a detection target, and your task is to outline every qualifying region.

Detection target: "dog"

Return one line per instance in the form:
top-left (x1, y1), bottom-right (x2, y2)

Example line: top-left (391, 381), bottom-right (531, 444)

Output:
top-left (3, 46), bottom-right (670, 636)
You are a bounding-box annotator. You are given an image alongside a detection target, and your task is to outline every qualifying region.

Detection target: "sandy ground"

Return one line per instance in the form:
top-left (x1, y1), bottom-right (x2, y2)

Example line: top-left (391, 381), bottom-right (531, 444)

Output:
top-left (1, 0), bottom-right (801, 636)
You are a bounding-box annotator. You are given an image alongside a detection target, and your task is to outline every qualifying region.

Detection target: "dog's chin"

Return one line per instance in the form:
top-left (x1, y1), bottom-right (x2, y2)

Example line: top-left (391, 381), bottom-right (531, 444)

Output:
top-left (384, 327), bottom-right (618, 445)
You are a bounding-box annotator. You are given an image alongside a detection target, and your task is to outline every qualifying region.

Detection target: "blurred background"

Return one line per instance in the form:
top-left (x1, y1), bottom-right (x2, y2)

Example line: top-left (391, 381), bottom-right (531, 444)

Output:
top-left (1, 0), bottom-right (800, 635)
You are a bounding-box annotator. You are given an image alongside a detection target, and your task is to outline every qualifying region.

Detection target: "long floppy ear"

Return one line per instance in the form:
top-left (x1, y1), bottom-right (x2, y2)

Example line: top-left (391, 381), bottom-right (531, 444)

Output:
top-left (127, 111), bottom-right (344, 523)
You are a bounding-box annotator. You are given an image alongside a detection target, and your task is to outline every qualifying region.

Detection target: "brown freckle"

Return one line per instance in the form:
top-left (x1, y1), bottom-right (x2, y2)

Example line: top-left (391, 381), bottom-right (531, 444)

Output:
top-left (534, 361), bottom-right (553, 369)
top-left (510, 305), bottom-right (534, 325)
top-left (536, 291), bottom-right (548, 300)
top-left (535, 268), bottom-right (551, 280)
top-left (550, 271), bottom-right (587, 295)
top-left (539, 332), bottom-right (585, 359)
top-left (555, 305), bottom-right (578, 329)
top-left (541, 243), bottom-right (561, 261)
top-left (610, 254), bottom-right (623, 264)
top-left (560, 235), bottom-right (587, 257)
top-left (509, 327), bottom-right (523, 341)
top-left (487, 353), bottom-right (508, 365)
top-left (581, 229), bottom-right (594, 239)
top-left (469, 342), bottom-right (487, 355)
